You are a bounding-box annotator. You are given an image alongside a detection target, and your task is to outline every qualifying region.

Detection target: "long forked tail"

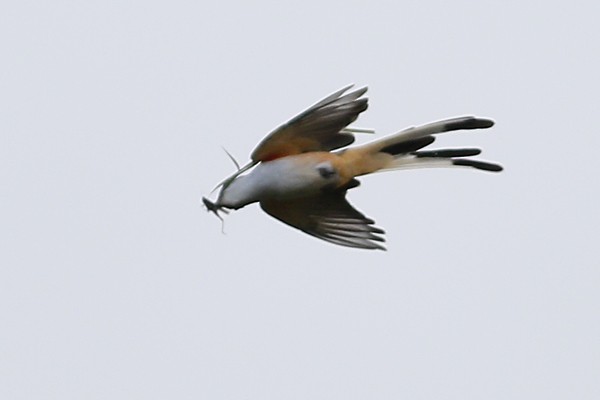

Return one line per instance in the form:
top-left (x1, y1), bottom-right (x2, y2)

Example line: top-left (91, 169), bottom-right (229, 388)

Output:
top-left (339, 116), bottom-right (503, 177)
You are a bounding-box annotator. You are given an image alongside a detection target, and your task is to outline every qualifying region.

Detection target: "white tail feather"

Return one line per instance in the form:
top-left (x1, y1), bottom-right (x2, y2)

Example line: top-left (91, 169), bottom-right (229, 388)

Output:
top-left (358, 116), bottom-right (494, 154)
top-left (379, 156), bottom-right (454, 172)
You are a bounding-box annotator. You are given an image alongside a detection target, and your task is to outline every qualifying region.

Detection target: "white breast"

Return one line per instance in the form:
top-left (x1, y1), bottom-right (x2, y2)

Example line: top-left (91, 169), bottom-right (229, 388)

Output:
top-left (218, 156), bottom-right (338, 208)
top-left (249, 157), bottom-right (331, 197)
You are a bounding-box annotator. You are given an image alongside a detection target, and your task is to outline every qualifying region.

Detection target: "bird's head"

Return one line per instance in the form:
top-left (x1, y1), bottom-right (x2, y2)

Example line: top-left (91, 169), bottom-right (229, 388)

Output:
top-left (202, 159), bottom-right (257, 220)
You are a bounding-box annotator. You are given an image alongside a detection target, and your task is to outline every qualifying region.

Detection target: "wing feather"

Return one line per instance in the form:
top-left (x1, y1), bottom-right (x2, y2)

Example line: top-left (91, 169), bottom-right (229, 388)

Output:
top-left (250, 85), bottom-right (369, 162)
top-left (260, 189), bottom-right (386, 250)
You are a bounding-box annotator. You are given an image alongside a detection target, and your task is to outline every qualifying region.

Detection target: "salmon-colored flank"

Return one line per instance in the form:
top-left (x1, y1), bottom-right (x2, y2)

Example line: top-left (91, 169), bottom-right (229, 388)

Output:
top-left (255, 143), bottom-right (397, 190)
top-left (337, 146), bottom-right (394, 181)
top-left (276, 148), bottom-right (394, 190)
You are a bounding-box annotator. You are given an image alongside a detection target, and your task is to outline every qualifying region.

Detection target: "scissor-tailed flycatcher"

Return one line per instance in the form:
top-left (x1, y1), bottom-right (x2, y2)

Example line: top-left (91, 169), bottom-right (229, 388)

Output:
top-left (203, 85), bottom-right (502, 250)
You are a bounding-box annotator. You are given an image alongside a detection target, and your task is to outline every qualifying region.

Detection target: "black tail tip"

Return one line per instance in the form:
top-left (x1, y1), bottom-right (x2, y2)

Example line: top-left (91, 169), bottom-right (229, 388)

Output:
top-left (453, 159), bottom-right (503, 172)
top-left (444, 117), bottom-right (495, 131)
top-left (415, 148), bottom-right (482, 158)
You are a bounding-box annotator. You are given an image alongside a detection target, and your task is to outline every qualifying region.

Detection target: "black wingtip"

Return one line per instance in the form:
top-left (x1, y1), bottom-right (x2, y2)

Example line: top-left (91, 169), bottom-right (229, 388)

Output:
top-left (453, 159), bottom-right (503, 172)
top-left (444, 117), bottom-right (494, 131)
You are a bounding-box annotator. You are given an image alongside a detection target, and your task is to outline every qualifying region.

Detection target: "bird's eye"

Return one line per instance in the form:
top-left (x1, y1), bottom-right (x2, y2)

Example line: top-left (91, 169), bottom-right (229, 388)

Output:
top-left (317, 164), bottom-right (337, 179)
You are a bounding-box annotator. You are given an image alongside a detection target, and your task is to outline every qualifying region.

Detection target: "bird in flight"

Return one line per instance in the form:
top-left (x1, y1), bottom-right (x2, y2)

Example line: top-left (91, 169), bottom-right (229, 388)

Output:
top-left (203, 85), bottom-right (502, 250)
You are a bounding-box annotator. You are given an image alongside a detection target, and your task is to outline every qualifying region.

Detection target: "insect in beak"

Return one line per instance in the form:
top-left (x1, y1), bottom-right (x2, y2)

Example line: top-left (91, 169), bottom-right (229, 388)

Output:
top-left (202, 197), bottom-right (229, 221)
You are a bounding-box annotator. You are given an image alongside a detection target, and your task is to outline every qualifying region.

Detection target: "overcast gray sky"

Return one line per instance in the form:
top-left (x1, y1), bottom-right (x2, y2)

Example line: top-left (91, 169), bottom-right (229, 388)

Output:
top-left (1, 1), bottom-right (599, 399)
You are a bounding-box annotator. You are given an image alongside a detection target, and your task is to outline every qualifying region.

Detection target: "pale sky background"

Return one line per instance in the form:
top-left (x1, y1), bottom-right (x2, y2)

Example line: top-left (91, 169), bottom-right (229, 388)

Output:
top-left (1, 1), bottom-right (599, 399)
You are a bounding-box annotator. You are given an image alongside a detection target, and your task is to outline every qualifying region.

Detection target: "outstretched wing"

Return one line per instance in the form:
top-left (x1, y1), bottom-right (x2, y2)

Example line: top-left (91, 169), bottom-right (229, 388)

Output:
top-left (250, 85), bottom-right (368, 162)
top-left (260, 189), bottom-right (386, 250)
